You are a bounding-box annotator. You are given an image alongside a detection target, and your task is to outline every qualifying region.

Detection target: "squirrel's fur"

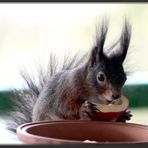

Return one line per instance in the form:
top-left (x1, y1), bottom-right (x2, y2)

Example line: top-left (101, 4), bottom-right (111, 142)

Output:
top-left (7, 19), bottom-right (132, 132)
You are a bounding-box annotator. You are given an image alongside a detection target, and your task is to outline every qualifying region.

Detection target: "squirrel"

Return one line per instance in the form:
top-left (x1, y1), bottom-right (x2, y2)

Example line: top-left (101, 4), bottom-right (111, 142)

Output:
top-left (7, 19), bottom-right (132, 132)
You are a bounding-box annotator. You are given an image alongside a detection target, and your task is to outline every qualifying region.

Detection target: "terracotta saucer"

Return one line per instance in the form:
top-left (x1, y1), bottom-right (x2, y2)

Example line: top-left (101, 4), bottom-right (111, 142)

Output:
top-left (17, 120), bottom-right (148, 144)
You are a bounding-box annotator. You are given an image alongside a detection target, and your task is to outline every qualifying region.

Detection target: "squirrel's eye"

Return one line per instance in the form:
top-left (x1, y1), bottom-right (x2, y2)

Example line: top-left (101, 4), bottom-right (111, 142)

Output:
top-left (97, 72), bottom-right (105, 82)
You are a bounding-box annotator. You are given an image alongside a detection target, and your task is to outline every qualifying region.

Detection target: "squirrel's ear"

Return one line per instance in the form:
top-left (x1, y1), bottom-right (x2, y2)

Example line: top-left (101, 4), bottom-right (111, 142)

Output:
top-left (87, 20), bottom-right (108, 67)
top-left (119, 20), bottom-right (131, 63)
top-left (117, 20), bottom-right (131, 63)
top-left (108, 20), bottom-right (131, 64)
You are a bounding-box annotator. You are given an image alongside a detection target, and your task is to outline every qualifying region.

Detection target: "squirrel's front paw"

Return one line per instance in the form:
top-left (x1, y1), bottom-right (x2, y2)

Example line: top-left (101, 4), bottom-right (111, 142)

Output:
top-left (116, 110), bottom-right (132, 122)
top-left (79, 101), bottom-right (98, 120)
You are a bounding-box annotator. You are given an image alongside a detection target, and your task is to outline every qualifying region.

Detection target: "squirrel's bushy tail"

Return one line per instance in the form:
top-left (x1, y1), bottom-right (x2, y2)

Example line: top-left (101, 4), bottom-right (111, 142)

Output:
top-left (7, 52), bottom-right (87, 132)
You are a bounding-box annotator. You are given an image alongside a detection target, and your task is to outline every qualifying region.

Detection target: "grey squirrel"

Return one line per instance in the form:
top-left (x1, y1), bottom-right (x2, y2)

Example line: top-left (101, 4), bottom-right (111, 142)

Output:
top-left (8, 19), bottom-right (132, 132)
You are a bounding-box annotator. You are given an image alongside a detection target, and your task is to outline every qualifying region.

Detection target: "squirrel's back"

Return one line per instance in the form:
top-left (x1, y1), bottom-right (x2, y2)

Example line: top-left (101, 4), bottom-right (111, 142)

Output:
top-left (7, 52), bottom-right (87, 131)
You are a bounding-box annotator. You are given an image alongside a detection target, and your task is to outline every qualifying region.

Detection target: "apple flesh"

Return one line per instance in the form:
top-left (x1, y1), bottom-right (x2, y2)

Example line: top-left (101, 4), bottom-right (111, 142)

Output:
top-left (93, 96), bottom-right (129, 121)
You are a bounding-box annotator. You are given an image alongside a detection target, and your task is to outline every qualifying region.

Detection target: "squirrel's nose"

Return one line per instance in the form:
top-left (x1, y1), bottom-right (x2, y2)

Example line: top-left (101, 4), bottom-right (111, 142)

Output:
top-left (112, 94), bottom-right (120, 100)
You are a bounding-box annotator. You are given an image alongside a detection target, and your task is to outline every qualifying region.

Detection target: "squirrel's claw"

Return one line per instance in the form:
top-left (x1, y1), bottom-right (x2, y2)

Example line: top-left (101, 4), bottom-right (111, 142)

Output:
top-left (116, 110), bottom-right (132, 122)
top-left (79, 101), bottom-right (97, 120)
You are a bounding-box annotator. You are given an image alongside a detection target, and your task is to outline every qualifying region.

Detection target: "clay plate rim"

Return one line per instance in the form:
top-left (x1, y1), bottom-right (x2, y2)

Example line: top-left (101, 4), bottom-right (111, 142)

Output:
top-left (17, 120), bottom-right (148, 144)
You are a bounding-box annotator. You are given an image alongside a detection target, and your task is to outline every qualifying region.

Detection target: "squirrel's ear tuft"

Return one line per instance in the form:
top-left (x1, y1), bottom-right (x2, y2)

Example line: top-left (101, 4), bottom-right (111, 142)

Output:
top-left (107, 19), bottom-right (131, 63)
top-left (111, 19), bottom-right (131, 63)
top-left (87, 19), bottom-right (109, 67)
top-left (119, 19), bottom-right (131, 63)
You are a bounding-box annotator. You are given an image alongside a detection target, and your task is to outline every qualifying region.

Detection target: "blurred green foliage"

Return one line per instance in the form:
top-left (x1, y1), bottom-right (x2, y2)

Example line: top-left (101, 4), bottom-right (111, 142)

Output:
top-left (124, 84), bottom-right (148, 108)
top-left (0, 84), bottom-right (148, 111)
top-left (0, 90), bottom-right (14, 111)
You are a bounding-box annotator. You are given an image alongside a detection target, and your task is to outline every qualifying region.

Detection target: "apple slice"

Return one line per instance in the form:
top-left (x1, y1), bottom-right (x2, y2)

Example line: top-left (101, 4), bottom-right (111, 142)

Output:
top-left (93, 95), bottom-right (129, 121)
